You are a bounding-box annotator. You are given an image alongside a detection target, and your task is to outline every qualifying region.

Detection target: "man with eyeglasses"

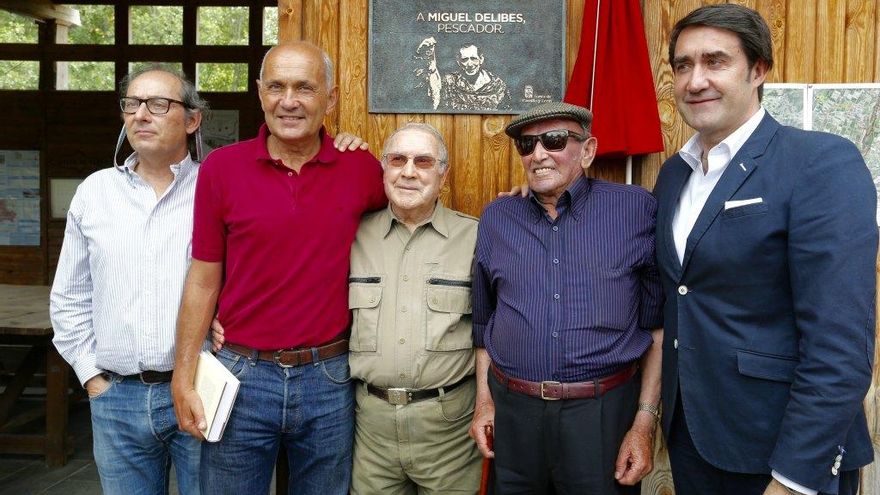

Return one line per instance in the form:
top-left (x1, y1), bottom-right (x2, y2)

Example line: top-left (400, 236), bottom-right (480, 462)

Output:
top-left (171, 41), bottom-right (385, 494)
top-left (469, 101), bottom-right (663, 494)
top-left (346, 123), bottom-right (481, 493)
top-left (50, 65), bottom-right (206, 494)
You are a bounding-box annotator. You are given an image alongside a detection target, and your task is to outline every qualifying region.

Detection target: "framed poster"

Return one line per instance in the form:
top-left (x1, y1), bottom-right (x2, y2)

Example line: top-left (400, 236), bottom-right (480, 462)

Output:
top-left (50, 178), bottom-right (83, 219)
top-left (0, 150), bottom-right (40, 246)
top-left (368, 0), bottom-right (566, 114)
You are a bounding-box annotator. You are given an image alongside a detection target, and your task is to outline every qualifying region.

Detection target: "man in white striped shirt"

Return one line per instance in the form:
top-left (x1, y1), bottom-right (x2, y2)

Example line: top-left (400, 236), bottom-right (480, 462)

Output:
top-left (50, 65), bottom-right (206, 495)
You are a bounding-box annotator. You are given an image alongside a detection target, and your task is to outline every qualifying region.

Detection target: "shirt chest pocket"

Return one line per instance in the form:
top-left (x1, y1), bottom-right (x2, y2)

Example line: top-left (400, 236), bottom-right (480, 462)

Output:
top-left (425, 278), bottom-right (473, 352)
top-left (348, 279), bottom-right (383, 352)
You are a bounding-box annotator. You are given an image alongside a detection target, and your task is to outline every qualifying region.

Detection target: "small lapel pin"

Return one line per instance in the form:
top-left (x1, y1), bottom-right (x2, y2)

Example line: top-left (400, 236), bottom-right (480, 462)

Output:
top-left (739, 163), bottom-right (746, 172)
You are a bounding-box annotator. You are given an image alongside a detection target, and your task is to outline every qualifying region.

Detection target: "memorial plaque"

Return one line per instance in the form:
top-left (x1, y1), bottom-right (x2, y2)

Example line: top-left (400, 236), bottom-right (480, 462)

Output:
top-left (368, 0), bottom-right (566, 114)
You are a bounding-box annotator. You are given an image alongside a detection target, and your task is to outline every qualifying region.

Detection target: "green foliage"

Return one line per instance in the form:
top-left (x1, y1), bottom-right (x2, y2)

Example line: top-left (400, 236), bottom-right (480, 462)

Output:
top-left (66, 5), bottom-right (114, 44)
top-left (263, 7), bottom-right (278, 45)
top-left (130, 6), bottom-right (182, 45)
top-left (0, 11), bottom-right (37, 43)
top-left (0, 61), bottom-right (38, 89)
top-left (65, 61), bottom-right (114, 90)
top-left (198, 63), bottom-right (248, 92)
top-left (0, 5), bottom-right (276, 92)
top-left (198, 7), bottom-right (248, 46)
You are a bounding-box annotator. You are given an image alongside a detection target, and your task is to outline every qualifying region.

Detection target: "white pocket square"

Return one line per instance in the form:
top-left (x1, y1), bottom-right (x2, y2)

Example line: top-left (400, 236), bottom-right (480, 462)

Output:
top-left (724, 197), bottom-right (763, 210)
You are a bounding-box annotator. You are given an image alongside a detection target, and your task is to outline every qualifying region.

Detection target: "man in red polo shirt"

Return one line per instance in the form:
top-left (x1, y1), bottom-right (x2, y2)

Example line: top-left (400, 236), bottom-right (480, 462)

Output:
top-left (171, 41), bottom-right (385, 494)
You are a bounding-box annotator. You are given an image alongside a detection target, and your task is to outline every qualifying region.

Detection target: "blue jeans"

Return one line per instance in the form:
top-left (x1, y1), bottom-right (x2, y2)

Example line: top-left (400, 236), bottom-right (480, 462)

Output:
top-left (201, 347), bottom-right (355, 494)
top-left (90, 374), bottom-right (201, 495)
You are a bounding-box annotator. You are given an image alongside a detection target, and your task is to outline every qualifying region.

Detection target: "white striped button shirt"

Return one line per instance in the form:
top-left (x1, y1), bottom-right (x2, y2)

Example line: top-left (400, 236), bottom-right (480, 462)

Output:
top-left (50, 153), bottom-right (198, 385)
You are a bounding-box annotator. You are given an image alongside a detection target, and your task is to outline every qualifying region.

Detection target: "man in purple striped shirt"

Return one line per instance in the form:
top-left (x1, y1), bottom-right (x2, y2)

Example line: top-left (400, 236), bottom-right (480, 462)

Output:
top-left (469, 101), bottom-right (664, 494)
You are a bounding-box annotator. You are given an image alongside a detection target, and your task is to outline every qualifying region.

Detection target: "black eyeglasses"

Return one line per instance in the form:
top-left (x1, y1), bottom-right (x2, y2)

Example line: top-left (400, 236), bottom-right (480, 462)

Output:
top-left (513, 129), bottom-right (587, 156)
top-left (119, 97), bottom-right (187, 115)
top-left (382, 153), bottom-right (440, 170)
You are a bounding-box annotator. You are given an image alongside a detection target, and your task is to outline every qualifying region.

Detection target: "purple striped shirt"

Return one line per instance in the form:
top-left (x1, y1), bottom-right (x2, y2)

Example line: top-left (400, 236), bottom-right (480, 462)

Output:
top-left (473, 176), bottom-right (663, 382)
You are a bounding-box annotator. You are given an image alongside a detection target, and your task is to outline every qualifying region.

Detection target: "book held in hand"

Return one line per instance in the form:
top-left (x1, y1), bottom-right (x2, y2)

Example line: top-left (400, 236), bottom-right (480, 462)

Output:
top-left (194, 350), bottom-right (240, 442)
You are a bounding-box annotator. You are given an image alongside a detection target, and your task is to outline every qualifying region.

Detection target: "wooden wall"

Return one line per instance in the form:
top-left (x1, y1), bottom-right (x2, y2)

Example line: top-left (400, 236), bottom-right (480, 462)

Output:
top-left (277, 0), bottom-right (880, 494)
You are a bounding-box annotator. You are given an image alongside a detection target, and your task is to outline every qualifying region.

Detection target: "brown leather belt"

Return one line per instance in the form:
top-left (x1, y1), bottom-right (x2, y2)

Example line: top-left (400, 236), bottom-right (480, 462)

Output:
top-left (121, 370), bottom-right (173, 384)
top-left (491, 363), bottom-right (637, 400)
top-left (226, 339), bottom-right (349, 367)
top-left (365, 376), bottom-right (471, 406)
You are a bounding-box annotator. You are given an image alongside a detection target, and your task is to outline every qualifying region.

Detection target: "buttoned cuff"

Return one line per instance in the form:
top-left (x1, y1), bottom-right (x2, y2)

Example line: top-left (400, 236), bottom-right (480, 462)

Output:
top-left (72, 354), bottom-right (103, 387)
top-left (772, 470), bottom-right (818, 495)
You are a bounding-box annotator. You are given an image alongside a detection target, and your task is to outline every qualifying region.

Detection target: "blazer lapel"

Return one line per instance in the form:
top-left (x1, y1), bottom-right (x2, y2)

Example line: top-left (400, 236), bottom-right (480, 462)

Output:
top-left (680, 114), bottom-right (780, 274)
top-left (660, 158), bottom-right (692, 280)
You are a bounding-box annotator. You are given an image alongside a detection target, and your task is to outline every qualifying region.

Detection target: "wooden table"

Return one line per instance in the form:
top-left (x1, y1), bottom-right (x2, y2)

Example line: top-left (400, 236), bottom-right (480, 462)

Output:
top-left (0, 284), bottom-right (73, 466)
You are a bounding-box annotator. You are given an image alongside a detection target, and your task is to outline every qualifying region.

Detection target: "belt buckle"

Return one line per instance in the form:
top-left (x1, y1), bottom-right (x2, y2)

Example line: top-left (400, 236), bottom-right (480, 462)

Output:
top-left (540, 381), bottom-right (562, 400)
top-left (386, 388), bottom-right (410, 405)
top-left (273, 350), bottom-right (298, 368)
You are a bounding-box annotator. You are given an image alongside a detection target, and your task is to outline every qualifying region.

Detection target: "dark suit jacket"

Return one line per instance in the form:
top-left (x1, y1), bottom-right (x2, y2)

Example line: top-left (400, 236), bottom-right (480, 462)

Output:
top-left (654, 113), bottom-right (877, 492)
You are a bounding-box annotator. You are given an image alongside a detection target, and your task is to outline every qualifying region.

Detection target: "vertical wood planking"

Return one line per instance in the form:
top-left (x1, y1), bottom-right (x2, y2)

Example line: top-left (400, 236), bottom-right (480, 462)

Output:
top-left (815, 0), bottom-right (847, 82)
top-left (277, 0), bottom-right (302, 42)
top-left (756, 0), bottom-right (788, 84)
top-left (843, 0), bottom-right (876, 82)
top-left (303, 0), bottom-right (340, 134)
top-left (450, 115), bottom-right (483, 216)
top-left (337, 0), bottom-right (370, 147)
top-left (481, 116), bottom-right (510, 206)
top-left (784, 0), bottom-right (817, 81)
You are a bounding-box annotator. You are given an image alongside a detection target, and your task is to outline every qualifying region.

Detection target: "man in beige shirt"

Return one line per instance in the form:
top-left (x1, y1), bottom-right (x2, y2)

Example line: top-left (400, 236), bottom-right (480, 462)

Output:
top-left (348, 123), bottom-right (481, 494)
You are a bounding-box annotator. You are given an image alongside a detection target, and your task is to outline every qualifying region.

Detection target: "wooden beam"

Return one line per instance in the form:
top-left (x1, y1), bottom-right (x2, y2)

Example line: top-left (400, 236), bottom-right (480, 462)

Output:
top-left (0, 1), bottom-right (81, 27)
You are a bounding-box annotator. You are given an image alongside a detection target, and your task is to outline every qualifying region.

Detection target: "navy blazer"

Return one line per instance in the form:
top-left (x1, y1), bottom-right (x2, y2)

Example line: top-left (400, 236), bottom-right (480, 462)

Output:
top-left (654, 113), bottom-right (877, 492)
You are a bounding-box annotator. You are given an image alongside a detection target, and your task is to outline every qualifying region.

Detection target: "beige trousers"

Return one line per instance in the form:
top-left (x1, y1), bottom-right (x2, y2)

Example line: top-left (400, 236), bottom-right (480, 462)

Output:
top-left (351, 378), bottom-right (482, 495)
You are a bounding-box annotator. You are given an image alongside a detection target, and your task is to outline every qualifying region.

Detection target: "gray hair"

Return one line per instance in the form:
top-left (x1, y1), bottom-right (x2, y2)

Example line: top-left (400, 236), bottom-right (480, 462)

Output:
top-left (259, 42), bottom-right (334, 89)
top-left (382, 123), bottom-right (449, 173)
top-left (119, 64), bottom-right (208, 157)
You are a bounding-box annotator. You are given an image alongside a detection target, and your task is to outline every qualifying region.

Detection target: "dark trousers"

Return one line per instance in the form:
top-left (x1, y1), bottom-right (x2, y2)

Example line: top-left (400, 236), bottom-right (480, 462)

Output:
top-left (488, 369), bottom-right (641, 495)
top-left (668, 394), bottom-right (859, 495)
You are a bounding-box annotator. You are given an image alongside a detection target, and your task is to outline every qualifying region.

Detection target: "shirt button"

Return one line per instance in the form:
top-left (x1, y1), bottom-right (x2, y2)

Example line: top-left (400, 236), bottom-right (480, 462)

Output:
top-left (369, 296), bottom-right (376, 303)
top-left (552, 258), bottom-right (559, 264)
top-left (398, 338), bottom-right (405, 344)
top-left (402, 275), bottom-right (408, 281)
top-left (431, 297), bottom-right (438, 304)
top-left (673, 338), bottom-right (679, 349)
top-left (287, 172), bottom-right (293, 177)
top-left (401, 306), bottom-right (407, 313)
top-left (551, 332), bottom-right (558, 338)
top-left (552, 226), bottom-right (559, 232)
top-left (553, 293), bottom-right (560, 300)
top-left (678, 285), bottom-right (688, 295)
top-left (399, 373), bottom-right (406, 379)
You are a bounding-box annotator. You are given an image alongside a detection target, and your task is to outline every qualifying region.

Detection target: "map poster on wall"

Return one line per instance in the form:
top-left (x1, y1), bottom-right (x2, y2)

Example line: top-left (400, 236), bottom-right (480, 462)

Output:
top-left (0, 150), bottom-right (40, 246)
top-left (368, 0), bottom-right (566, 114)
top-left (763, 83), bottom-right (880, 224)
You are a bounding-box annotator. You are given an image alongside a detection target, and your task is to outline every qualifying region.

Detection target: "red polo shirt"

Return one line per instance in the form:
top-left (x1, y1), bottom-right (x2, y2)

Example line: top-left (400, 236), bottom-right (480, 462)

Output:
top-left (192, 125), bottom-right (386, 349)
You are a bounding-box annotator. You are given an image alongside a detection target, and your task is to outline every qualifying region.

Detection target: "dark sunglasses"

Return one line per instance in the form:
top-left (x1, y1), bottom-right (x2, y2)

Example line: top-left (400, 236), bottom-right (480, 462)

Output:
top-left (513, 129), bottom-right (587, 156)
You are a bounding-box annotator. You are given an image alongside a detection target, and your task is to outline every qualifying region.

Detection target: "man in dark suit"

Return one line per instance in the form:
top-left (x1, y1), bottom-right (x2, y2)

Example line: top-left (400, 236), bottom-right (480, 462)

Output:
top-left (653, 4), bottom-right (877, 495)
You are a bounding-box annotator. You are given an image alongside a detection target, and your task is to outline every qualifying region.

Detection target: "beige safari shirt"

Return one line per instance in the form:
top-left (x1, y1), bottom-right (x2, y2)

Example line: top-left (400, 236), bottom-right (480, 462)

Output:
top-left (348, 203), bottom-right (478, 390)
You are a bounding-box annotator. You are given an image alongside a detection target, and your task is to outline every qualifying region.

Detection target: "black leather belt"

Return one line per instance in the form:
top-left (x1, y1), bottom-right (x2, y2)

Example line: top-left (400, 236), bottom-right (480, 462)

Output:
top-left (365, 376), bottom-right (471, 406)
top-left (121, 370), bottom-right (173, 384)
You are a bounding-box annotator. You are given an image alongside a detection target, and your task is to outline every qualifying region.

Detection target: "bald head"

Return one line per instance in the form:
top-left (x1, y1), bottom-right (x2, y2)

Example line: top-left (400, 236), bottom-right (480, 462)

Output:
top-left (259, 41), bottom-right (334, 90)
